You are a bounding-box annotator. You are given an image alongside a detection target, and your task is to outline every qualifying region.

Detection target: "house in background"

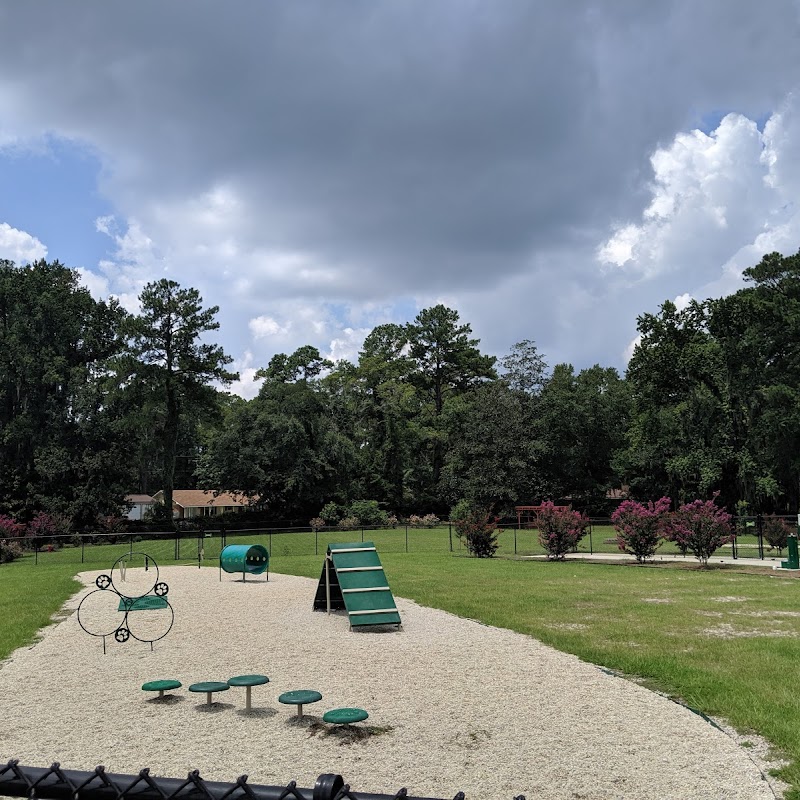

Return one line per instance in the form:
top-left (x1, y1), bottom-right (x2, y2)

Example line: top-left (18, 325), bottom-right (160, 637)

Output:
top-left (125, 494), bottom-right (157, 520)
top-left (151, 489), bottom-right (252, 520)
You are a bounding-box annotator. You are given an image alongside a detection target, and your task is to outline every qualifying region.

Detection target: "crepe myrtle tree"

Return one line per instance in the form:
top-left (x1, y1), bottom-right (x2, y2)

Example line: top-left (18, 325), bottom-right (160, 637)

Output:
top-left (535, 502), bottom-right (589, 560)
top-left (662, 495), bottom-right (734, 567)
top-left (611, 497), bottom-right (671, 563)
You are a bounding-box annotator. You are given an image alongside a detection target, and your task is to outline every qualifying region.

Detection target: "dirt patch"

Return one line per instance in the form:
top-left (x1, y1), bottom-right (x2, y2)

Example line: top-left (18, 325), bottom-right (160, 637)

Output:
top-left (701, 623), bottom-right (797, 638)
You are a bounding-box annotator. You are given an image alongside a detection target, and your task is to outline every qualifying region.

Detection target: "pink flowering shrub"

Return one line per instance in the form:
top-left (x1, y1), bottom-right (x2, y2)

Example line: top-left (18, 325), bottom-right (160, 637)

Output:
top-left (611, 497), bottom-right (671, 563)
top-left (27, 511), bottom-right (69, 550)
top-left (0, 514), bottom-right (25, 539)
top-left (662, 497), bottom-right (733, 567)
top-left (536, 502), bottom-right (589, 560)
top-left (0, 514), bottom-right (25, 563)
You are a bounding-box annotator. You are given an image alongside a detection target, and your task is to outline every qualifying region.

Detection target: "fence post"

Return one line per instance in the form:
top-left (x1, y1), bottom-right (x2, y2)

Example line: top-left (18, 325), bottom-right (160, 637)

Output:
top-left (405, 524), bottom-right (408, 553)
top-left (514, 525), bottom-right (517, 554)
top-left (731, 529), bottom-right (737, 559)
top-left (269, 530), bottom-right (272, 553)
top-left (448, 523), bottom-right (453, 552)
top-left (315, 528), bottom-right (318, 556)
top-left (757, 515), bottom-right (764, 560)
top-left (589, 521), bottom-right (593, 555)
top-left (81, 536), bottom-right (85, 564)
top-left (361, 527), bottom-right (364, 543)
top-left (129, 533), bottom-right (133, 555)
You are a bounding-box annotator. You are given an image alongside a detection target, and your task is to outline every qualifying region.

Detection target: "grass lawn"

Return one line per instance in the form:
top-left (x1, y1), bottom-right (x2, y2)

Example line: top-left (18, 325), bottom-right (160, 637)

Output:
top-left (3, 548), bottom-right (799, 795)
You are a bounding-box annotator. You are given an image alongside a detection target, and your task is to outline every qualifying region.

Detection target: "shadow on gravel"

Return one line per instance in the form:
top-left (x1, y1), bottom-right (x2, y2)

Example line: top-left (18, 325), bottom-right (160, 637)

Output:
top-left (146, 695), bottom-right (185, 706)
top-left (195, 702), bottom-right (235, 713)
top-left (306, 721), bottom-right (394, 745)
top-left (235, 706), bottom-right (278, 718)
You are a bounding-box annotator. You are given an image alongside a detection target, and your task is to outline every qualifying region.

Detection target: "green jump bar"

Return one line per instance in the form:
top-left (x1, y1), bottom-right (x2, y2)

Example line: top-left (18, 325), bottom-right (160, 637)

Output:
top-left (118, 596), bottom-right (169, 611)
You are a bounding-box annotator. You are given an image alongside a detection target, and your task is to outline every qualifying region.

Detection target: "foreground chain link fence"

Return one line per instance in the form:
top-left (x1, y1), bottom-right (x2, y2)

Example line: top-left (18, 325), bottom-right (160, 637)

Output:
top-left (0, 761), bottom-right (527, 800)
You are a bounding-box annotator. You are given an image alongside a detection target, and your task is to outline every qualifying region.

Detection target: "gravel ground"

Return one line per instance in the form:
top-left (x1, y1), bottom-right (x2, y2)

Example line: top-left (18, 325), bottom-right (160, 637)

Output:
top-left (0, 566), bottom-right (783, 799)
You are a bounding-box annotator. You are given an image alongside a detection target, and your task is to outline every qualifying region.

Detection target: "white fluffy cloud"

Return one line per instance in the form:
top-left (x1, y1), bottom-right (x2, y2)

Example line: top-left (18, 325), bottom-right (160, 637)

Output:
top-left (0, 222), bottom-right (47, 263)
top-left (596, 95), bottom-right (800, 362)
top-left (598, 113), bottom-right (775, 283)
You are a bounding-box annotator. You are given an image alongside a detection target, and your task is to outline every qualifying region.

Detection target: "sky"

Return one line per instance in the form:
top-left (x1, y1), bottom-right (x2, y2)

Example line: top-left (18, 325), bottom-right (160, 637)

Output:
top-left (1, 1), bottom-right (799, 398)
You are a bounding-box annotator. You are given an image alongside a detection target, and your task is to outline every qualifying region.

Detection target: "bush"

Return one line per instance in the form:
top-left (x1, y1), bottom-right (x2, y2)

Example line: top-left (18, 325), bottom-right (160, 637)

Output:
top-left (452, 503), bottom-right (499, 558)
top-left (0, 515), bottom-right (25, 540)
top-left (27, 511), bottom-right (71, 550)
top-left (336, 516), bottom-right (359, 531)
top-left (386, 514), bottom-right (398, 529)
top-left (409, 513), bottom-right (441, 528)
top-left (0, 539), bottom-right (23, 563)
top-left (611, 497), bottom-right (671, 563)
top-left (347, 500), bottom-right (389, 527)
top-left (763, 515), bottom-right (792, 555)
top-left (662, 497), bottom-right (733, 567)
top-left (309, 517), bottom-right (326, 532)
top-left (319, 502), bottom-right (345, 525)
top-left (535, 502), bottom-right (589, 560)
top-left (144, 502), bottom-right (173, 526)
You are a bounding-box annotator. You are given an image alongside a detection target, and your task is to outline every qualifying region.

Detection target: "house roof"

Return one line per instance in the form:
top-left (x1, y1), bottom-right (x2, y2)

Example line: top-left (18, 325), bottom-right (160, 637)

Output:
top-left (153, 489), bottom-right (252, 509)
top-left (126, 494), bottom-right (156, 504)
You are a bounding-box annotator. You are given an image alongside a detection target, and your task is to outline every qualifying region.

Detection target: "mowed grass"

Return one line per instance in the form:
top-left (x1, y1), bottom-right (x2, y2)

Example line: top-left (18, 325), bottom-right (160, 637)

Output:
top-left (0, 560), bottom-right (82, 661)
top-left (4, 544), bottom-right (800, 794)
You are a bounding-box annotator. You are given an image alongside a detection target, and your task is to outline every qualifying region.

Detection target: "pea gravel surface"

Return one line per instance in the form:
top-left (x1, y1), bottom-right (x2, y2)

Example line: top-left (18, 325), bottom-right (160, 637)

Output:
top-left (0, 567), bottom-right (781, 799)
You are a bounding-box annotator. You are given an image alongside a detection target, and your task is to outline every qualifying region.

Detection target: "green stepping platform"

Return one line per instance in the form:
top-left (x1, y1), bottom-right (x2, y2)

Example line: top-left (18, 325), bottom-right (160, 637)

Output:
top-left (142, 679), bottom-right (182, 698)
top-left (227, 674), bottom-right (269, 711)
top-left (312, 542), bottom-right (401, 630)
top-left (323, 707), bottom-right (369, 725)
top-left (189, 681), bottom-right (230, 706)
top-left (278, 689), bottom-right (322, 718)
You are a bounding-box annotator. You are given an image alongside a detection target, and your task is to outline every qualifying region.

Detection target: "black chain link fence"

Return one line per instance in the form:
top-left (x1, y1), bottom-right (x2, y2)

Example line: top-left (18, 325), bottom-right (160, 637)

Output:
top-left (8, 514), bottom-right (798, 567)
top-left (0, 760), bottom-right (517, 800)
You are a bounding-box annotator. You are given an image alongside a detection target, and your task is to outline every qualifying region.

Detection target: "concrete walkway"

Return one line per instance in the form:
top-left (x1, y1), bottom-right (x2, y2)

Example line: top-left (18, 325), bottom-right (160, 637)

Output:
top-left (521, 550), bottom-right (797, 570)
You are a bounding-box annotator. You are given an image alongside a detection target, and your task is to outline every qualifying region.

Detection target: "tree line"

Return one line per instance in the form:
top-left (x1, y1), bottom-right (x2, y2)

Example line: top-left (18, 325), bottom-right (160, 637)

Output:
top-left (1, 249), bottom-right (799, 529)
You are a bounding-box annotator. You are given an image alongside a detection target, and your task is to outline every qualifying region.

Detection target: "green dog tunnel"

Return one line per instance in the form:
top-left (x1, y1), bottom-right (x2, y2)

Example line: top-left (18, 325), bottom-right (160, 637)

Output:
top-left (219, 544), bottom-right (269, 581)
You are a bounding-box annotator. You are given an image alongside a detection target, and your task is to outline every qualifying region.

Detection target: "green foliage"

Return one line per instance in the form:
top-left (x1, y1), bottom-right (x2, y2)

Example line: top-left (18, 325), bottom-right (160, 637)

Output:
top-left (319, 502), bottom-right (345, 525)
top-left (451, 502), bottom-right (499, 558)
top-left (499, 339), bottom-right (548, 394)
top-left (0, 259), bottom-right (133, 525)
top-left (120, 279), bottom-right (237, 524)
top-left (763, 514), bottom-right (792, 554)
top-left (440, 382), bottom-right (542, 509)
top-left (347, 500), bottom-right (389, 527)
top-left (143, 501), bottom-right (173, 525)
top-left (537, 364), bottom-right (630, 505)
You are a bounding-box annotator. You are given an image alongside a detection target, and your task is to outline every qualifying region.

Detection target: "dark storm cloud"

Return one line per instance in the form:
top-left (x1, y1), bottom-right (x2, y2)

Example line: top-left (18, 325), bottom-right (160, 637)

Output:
top-left (1, 1), bottom-right (799, 381)
top-left (2, 0), bottom-right (798, 298)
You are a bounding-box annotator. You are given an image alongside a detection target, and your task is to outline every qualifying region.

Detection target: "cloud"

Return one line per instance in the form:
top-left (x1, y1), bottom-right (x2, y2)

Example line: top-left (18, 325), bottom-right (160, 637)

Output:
top-left (249, 316), bottom-right (291, 340)
top-left (0, 222), bottom-right (47, 263)
top-left (597, 114), bottom-right (774, 283)
top-left (226, 350), bottom-right (262, 401)
top-left (325, 327), bottom-right (371, 365)
top-left (0, 2), bottom-right (798, 391)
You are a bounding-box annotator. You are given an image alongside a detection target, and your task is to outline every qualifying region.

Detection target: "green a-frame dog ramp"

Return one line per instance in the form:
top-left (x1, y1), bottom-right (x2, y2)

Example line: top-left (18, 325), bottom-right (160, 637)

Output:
top-left (312, 541), bottom-right (401, 629)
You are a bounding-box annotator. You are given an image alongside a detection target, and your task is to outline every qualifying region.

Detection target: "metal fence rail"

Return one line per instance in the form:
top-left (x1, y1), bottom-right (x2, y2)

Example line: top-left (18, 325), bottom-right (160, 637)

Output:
top-left (10, 514), bottom-right (799, 566)
top-left (0, 761), bottom-right (501, 800)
